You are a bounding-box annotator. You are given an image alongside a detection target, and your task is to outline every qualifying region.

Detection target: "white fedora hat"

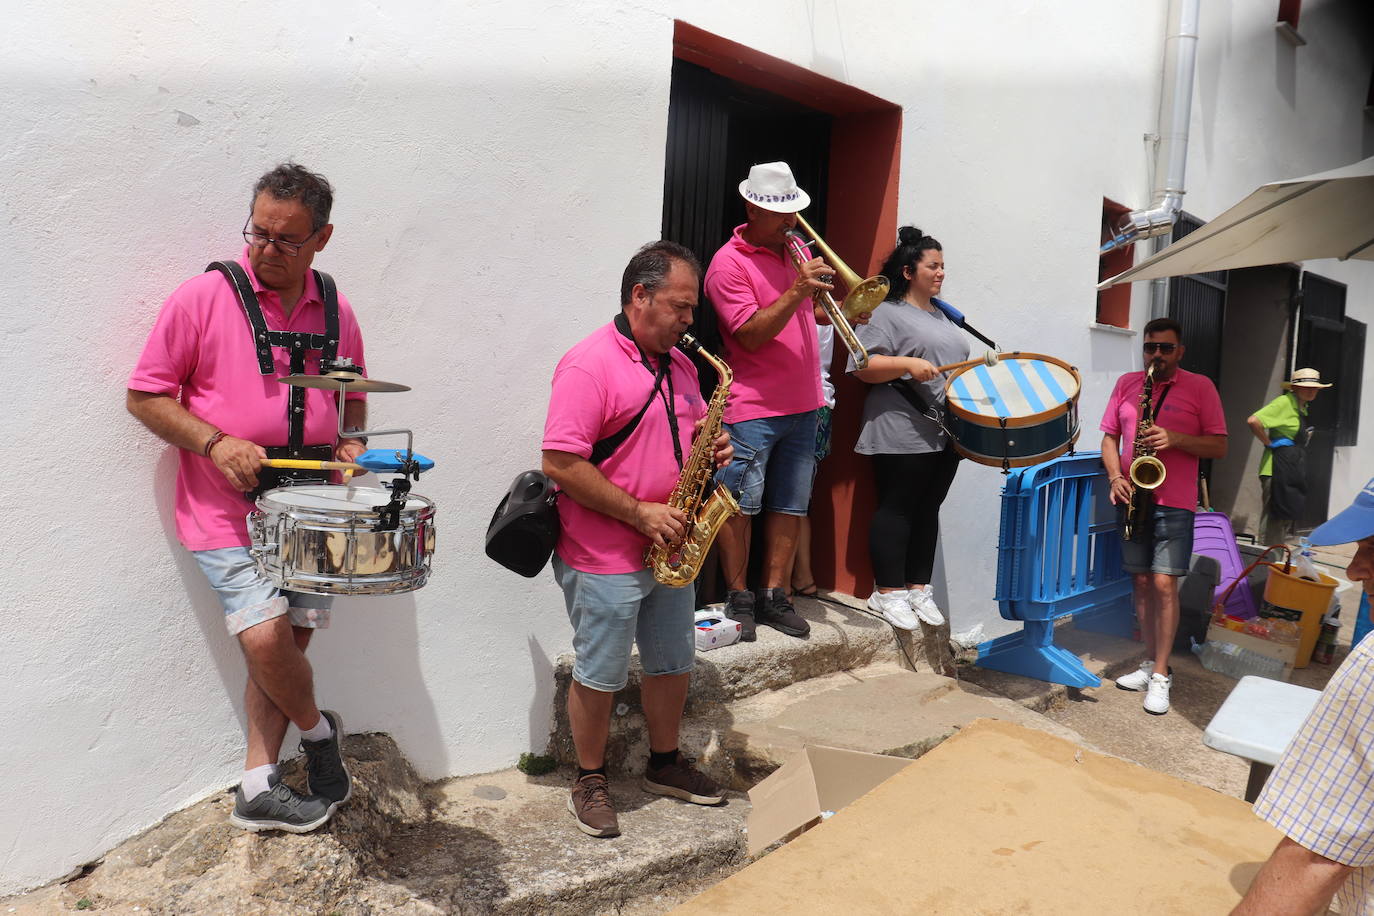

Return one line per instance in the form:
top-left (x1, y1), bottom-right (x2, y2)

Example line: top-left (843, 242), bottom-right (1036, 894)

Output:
top-left (738, 161), bottom-right (810, 213)
top-left (1284, 367), bottom-right (1334, 389)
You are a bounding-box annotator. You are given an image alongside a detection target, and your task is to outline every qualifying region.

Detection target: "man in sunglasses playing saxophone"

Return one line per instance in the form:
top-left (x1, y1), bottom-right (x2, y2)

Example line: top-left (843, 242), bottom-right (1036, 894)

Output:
top-left (1100, 317), bottom-right (1227, 716)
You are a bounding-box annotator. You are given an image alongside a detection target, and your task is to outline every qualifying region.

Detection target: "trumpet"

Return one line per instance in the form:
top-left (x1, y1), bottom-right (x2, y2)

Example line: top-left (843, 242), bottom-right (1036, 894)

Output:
top-left (783, 221), bottom-right (886, 370)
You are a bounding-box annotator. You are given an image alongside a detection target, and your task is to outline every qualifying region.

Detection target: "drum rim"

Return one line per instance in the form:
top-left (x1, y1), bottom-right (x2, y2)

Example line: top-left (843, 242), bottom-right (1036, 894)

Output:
top-left (944, 351), bottom-right (1082, 430)
top-left (256, 484), bottom-right (436, 512)
top-left (951, 429), bottom-right (1083, 468)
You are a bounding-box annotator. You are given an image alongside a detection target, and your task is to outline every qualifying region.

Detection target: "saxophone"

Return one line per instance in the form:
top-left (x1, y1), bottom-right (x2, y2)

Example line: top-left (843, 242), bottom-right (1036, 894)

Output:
top-left (1123, 363), bottom-right (1167, 542)
top-left (646, 334), bottom-right (741, 587)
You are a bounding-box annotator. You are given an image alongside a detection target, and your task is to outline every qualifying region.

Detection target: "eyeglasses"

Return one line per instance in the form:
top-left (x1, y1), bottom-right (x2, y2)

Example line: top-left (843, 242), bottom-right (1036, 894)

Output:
top-left (242, 218), bottom-right (319, 257)
top-left (1142, 342), bottom-right (1178, 354)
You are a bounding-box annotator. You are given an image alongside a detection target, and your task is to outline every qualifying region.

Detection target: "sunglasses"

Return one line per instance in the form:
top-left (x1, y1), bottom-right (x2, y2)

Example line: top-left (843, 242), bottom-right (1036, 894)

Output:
top-left (1142, 342), bottom-right (1178, 354)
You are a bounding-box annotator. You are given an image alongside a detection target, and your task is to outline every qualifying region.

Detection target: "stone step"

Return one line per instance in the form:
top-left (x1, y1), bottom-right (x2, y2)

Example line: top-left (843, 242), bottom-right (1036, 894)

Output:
top-left (6, 665), bottom-right (1087, 915)
top-left (546, 592), bottom-right (942, 772)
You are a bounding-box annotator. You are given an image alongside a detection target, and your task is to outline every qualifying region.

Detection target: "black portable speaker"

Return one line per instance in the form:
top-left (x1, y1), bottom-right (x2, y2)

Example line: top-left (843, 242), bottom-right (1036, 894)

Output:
top-left (485, 470), bottom-right (560, 578)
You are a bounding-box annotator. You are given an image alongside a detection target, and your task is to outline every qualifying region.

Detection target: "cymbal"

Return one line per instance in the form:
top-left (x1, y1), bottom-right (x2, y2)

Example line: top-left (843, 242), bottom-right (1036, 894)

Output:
top-left (279, 372), bottom-right (411, 393)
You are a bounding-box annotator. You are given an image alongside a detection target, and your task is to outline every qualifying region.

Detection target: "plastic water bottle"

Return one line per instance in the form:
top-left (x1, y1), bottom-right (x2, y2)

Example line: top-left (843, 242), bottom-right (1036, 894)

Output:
top-left (1191, 638), bottom-right (1285, 680)
top-left (1295, 537), bottom-right (1321, 581)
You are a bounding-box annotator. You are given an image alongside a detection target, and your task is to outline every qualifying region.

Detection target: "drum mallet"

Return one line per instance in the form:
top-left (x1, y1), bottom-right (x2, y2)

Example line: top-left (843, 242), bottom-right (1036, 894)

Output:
top-left (260, 449), bottom-right (436, 475)
top-left (935, 350), bottom-right (1002, 374)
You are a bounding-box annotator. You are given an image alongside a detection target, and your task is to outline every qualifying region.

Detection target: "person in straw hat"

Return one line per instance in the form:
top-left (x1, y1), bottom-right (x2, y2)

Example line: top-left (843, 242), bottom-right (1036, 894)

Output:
top-left (1246, 367), bottom-right (1333, 545)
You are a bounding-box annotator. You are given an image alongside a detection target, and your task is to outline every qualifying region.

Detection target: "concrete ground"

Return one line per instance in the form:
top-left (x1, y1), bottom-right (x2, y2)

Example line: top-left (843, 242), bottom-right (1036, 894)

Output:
top-left (1041, 547), bottom-right (1365, 799)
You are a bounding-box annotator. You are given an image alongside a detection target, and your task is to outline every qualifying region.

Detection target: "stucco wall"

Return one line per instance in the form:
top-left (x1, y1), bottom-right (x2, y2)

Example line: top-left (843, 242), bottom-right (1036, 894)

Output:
top-left (2, 0), bottom-right (1370, 894)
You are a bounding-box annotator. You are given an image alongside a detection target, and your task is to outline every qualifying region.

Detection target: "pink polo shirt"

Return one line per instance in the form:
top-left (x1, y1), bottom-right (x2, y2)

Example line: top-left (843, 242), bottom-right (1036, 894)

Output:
top-left (128, 251), bottom-right (366, 550)
top-left (543, 321), bottom-right (706, 574)
top-left (704, 225), bottom-right (824, 423)
top-left (1100, 368), bottom-right (1227, 510)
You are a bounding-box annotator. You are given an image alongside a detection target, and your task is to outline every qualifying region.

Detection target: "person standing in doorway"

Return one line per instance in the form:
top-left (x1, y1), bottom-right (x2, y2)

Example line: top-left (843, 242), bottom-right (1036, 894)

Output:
top-left (1246, 367), bottom-right (1332, 546)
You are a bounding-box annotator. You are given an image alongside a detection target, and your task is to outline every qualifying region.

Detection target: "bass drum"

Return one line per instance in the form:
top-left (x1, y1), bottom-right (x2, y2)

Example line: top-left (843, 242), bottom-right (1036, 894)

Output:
top-left (943, 351), bottom-right (1081, 469)
top-left (249, 484), bottom-right (436, 595)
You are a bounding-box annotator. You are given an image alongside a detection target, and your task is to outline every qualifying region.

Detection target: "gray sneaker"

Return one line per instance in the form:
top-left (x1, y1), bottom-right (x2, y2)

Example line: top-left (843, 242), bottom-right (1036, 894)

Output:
top-left (301, 709), bottom-right (353, 808)
top-left (229, 778), bottom-right (332, 833)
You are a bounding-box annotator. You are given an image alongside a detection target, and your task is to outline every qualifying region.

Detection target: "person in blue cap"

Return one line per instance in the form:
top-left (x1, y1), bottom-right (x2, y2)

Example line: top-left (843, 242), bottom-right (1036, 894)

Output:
top-left (1233, 478), bottom-right (1374, 915)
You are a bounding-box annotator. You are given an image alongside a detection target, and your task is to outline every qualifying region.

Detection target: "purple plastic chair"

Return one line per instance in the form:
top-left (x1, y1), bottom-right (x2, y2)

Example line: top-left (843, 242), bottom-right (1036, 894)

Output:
top-left (1192, 511), bottom-right (1258, 619)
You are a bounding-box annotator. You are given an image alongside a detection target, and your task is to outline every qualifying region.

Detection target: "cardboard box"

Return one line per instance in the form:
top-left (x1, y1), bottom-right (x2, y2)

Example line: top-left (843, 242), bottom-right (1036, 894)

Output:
top-left (1206, 622), bottom-right (1297, 681)
top-left (745, 745), bottom-right (913, 856)
top-left (694, 610), bottom-right (741, 651)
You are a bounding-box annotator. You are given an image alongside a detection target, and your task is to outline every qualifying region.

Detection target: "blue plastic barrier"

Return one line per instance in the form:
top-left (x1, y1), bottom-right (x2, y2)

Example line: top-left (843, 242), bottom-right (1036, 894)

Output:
top-left (975, 452), bottom-right (1134, 687)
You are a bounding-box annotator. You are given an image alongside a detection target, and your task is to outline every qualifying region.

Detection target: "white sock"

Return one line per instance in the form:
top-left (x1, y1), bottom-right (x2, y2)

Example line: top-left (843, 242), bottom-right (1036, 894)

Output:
top-left (242, 763), bottom-right (277, 798)
top-left (300, 713), bottom-right (333, 743)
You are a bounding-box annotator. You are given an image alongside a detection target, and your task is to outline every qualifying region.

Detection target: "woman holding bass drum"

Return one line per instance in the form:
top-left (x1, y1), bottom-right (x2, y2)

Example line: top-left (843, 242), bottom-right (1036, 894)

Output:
top-left (847, 226), bottom-right (967, 632)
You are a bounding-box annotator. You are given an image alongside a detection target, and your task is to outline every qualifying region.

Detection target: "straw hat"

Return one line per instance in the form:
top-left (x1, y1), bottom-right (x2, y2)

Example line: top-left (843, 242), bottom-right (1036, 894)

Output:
top-left (1283, 367), bottom-right (1333, 390)
top-left (738, 162), bottom-right (810, 213)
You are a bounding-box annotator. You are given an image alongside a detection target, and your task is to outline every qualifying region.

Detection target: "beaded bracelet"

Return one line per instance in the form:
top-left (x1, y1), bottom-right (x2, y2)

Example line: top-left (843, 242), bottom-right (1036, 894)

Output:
top-left (203, 430), bottom-right (228, 457)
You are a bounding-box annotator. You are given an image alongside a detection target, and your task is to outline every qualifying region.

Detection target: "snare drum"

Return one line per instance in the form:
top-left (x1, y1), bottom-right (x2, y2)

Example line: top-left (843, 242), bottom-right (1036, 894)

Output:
top-left (248, 485), bottom-right (436, 595)
top-left (943, 351), bottom-right (1081, 469)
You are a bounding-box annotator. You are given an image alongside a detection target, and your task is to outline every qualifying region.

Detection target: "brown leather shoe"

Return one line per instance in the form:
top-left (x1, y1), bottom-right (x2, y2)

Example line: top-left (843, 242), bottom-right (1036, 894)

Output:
top-left (568, 773), bottom-right (620, 837)
top-left (642, 753), bottom-right (725, 805)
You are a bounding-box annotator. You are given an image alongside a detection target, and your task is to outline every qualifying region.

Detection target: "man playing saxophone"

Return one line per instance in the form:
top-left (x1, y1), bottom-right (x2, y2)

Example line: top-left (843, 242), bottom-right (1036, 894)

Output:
top-left (543, 241), bottom-right (733, 839)
top-left (1100, 317), bottom-right (1227, 715)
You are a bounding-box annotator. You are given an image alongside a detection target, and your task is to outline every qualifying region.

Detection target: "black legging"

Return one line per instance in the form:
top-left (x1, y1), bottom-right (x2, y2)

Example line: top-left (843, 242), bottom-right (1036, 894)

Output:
top-left (869, 447), bottom-right (962, 588)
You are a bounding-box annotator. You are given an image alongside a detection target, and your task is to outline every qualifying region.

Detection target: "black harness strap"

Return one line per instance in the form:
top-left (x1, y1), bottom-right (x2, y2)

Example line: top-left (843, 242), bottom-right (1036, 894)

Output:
top-left (205, 261), bottom-right (341, 455)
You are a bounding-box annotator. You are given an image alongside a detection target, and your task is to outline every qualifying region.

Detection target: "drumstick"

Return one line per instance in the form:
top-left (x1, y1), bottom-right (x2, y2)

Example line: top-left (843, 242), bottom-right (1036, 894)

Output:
top-left (261, 458), bottom-right (366, 472)
top-left (935, 350), bottom-right (1001, 374)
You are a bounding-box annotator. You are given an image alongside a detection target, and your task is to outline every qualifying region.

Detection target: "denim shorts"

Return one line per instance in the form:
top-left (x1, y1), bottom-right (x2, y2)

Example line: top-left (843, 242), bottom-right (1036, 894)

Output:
top-left (192, 547), bottom-right (334, 636)
top-left (715, 410), bottom-right (819, 516)
top-left (1119, 505), bottom-right (1195, 576)
top-left (552, 556), bottom-right (695, 692)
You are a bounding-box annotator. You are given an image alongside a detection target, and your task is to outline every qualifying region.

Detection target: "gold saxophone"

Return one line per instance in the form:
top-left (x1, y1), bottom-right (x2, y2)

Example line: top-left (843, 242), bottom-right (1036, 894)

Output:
top-left (646, 334), bottom-right (741, 587)
top-left (1123, 363), bottom-right (1167, 542)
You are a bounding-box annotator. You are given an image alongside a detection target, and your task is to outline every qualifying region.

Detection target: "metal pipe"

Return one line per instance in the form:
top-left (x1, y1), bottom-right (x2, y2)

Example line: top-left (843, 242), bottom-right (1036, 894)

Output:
top-left (1100, 0), bottom-right (1200, 267)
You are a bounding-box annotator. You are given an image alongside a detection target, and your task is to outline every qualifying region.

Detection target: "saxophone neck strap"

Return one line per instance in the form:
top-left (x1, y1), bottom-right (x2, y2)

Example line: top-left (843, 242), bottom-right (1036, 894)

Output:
top-left (590, 313), bottom-right (681, 469)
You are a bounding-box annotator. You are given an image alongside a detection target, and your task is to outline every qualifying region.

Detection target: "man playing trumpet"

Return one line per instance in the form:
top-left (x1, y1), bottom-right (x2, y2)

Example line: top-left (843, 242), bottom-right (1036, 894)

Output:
top-left (704, 161), bottom-right (868, 641)
top-left (1100, 317), bottom-right (1226, 715)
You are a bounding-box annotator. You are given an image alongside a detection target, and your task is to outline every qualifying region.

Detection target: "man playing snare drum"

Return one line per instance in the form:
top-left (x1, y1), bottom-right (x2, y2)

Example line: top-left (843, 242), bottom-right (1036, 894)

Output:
top-left (127, 163), bottom-right (366, 833)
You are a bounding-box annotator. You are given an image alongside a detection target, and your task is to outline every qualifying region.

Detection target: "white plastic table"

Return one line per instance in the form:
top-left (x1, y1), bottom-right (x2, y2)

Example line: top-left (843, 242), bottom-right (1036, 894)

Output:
top-left (1202, 675), bottom-right (1322, 802)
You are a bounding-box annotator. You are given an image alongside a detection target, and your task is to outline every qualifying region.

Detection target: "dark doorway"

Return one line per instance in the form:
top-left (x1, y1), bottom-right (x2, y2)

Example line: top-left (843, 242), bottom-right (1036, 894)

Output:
top-left (1167, 212), bottom-right (1229, 505)
top-left (662, 58), bottom-right (833, 392)
top-left (1295, 272), bottom-right (1348, 532)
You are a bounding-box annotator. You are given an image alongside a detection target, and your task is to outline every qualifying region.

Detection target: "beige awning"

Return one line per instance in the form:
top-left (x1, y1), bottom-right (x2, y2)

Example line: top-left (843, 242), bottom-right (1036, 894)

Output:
top-left (1099, 155), bottom-right (1374, 288)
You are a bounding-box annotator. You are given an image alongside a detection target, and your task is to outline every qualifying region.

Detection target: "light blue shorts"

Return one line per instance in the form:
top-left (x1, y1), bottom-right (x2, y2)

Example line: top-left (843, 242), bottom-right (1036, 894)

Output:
top-left (552, 556), bottom-right (695, 692)
top-left (715, 410), bottom-right (819, 516)
top-left (1120, 505), bottom-right (1196, 576)
top-left (192, 547), bottom-right (333, 637)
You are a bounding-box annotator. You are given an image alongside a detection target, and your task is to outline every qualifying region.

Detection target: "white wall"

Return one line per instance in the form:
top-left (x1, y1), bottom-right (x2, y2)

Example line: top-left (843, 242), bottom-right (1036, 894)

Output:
top-left (2, 0), bottom-right (1370, 894)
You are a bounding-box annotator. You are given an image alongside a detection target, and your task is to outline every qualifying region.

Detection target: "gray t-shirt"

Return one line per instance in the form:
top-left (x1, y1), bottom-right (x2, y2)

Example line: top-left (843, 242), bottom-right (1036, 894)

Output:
top-left (847, 300), bottom-right (970, 454)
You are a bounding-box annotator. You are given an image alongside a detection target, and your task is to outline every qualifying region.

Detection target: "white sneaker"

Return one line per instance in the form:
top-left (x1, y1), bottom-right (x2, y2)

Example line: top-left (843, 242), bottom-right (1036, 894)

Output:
top-left (1114, 661), bottom-right (1154, 691)
top-left (908, 585), bottom-right (945, 627)
top-left (1143, 672), bottom-right (1172, 715)
top-left (868, 590), bottom-right (919, 630)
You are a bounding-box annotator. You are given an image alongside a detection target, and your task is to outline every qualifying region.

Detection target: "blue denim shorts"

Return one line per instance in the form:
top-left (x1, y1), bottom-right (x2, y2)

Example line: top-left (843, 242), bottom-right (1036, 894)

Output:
top-left (552, 556), bottom-right (695, 692)
top-left (1120, 505), bottom-right (1195, 576)
top-left (715, 410), bottom-right (819, 516)
top-left (192, 547), bottom-right (334, 636)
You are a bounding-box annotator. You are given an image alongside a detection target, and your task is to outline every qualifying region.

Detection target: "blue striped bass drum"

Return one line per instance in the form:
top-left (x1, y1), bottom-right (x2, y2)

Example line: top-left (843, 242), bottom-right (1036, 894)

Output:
top-left (943, 351), bottom-right (1081, 470)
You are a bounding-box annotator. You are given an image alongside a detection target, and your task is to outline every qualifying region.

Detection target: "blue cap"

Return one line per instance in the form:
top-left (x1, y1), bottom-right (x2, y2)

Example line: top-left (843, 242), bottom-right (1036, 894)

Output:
top-left (1310, 478), bottom-right (1374, 546)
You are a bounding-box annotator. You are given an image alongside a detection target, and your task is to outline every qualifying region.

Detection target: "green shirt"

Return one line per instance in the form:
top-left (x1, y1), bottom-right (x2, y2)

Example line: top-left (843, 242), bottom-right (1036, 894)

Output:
top-left (1254, 392), bottom-right (1307, 477)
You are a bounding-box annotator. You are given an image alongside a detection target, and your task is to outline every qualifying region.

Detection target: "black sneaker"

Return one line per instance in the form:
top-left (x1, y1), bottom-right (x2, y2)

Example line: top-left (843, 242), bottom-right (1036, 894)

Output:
top-left (643, 753), bottom-right (725, 805)
top-left (726, 590), bottom-right (757, 642)
top-left (229, 778), bottom-right (332, 833)
top-left (301, 709), bottom-right (352, 808)
top-left (756, 588), bottom-right (810, 638)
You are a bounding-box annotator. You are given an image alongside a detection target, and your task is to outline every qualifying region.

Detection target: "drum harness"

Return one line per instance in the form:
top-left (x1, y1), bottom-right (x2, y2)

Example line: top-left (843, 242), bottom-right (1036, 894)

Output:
top-left (207, 261), bottom-right (419, 532)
